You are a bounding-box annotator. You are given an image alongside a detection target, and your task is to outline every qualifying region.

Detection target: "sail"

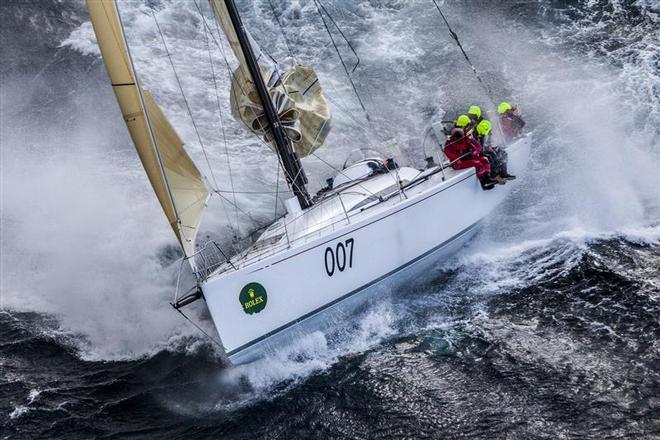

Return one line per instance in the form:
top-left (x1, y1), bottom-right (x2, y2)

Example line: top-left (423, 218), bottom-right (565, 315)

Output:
top-left (87, 0), bottom-right (208, 257)
top-left (209, 0), bottom-right (332, 157)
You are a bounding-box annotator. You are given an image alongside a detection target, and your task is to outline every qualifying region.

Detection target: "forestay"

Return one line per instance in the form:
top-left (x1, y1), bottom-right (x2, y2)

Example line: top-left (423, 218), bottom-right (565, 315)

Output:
top-left (209, 0), bottom-right (332, 157)
top-left (87, 0), bottom-right (209, 257)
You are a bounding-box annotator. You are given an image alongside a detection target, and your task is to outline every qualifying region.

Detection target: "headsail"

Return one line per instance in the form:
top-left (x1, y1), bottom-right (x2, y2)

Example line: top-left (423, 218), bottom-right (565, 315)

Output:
top-left (209, 0), bottom-right (332, 158)
top-left (87, 0), bottom-right (208, 257)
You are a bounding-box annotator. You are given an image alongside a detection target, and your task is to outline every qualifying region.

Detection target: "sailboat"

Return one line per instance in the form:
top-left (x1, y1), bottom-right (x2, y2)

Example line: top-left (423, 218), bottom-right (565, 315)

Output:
top-left (87, 0), bottom-right (531, 364)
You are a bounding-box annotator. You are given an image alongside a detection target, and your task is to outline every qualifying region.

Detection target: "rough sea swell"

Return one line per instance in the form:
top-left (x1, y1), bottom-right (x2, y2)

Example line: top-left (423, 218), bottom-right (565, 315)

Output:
top-left (1, 0), bottom-right (659, 438)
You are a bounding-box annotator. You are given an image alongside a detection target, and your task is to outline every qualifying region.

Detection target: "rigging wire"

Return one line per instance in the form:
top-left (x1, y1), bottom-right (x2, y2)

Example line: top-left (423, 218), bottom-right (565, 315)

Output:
top-left (324, 89), bottom-right (374, 139)
top-left (156, 6), bottom-right (271, 230)
top-left (311, 0), bottom-right (410, 165)
top-left (305, 114), bottom-right (380, 198)
top-left (430, 0), bottom-right (510, 142)
top-left (184, 2), bottom-right (384, 214)
top-left (313, 0), bottom-right (371, 122)
top-left (273, 159), bottom-right (282, 221)
top-left (263, 0), bottom-right (379, 149)
top-left (198, 1), bottom-right (383, 197)
top-left (204, 4), bottom-right (303, 197)
top-left (113, 4), bottom-right (183, 238)
top-left (171, 304), bottom-right (226, 350)
top-left (196, 0), bottom-right (240, 235)
top-left (309, 151), bottom-right (377, 198)
top-left (194, 5), bottom-right (288, 154)
top-left (264, 1), bottom-right (398, 190)
top-left (430, 0), bottom-right (495, 105)
top-left (149, 7), bottom-right (266, 242)
top-left (151, 10), bottom-right (221, 191)
top-left (213, 190), bottom-right (264, 227)
top-left (264, 1), bottom-right (383, 201)
top-left (213, 188), bottom-right (286, 194)
top-left (194, 1), bottom-right (297, 227)
top-left (314, 0), bottom-right (361, 74)
top-left (267, 0), bottom-right (295, 60)
top-left (262, 0), bottom-right (378, 148)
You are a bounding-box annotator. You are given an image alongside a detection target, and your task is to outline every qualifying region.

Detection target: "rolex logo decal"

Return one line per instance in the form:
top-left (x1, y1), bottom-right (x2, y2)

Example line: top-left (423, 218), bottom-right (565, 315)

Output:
top-left (239, 282), bottom-right (267, 315)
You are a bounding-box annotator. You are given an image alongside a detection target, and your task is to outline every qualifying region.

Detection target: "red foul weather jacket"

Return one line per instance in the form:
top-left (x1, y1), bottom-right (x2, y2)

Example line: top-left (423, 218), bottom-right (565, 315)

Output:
top-left (444, 129), bottom-right (491, 178)
top-left (500, 111), bottom-right (526, 141)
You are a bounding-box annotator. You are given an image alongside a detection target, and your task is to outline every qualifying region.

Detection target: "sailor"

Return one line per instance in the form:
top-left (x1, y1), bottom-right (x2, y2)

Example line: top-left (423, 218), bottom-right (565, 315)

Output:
top-left (454, 114), bottom-right (472, 131)
top-left (498, 102), bottom-right (526, 141)
top-left (467, 105), bottom-right (483, 132)
top-left (474, 118), bottom-right (491, 147)
top-left (445, 115), bottom-right (496, 190)
top-left (476, 119), bottom-right (515, 183)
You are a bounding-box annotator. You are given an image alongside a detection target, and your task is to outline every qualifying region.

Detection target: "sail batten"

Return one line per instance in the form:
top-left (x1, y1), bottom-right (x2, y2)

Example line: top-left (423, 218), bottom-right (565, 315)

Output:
top-left (88, 0), bottom-right (208, 258)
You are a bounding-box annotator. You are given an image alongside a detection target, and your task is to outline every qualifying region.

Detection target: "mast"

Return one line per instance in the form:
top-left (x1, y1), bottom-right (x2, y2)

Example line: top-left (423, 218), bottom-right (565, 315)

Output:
top-left (223, 0), bottom-right (312, 209)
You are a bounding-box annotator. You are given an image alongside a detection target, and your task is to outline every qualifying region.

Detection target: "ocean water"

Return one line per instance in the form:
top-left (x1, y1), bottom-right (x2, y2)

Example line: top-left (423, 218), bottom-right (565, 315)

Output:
top-left (1, 0), bottom-right (659, 438)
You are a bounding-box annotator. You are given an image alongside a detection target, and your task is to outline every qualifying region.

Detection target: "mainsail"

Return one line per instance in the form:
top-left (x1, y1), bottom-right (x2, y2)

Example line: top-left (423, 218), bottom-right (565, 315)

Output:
top-left (209, 0), bottom-right (332, 157)
top-left (87, 0), bottom-right (208, 257)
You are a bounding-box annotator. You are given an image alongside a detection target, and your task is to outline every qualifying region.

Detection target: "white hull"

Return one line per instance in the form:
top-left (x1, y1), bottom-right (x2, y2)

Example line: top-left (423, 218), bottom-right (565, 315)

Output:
top-left (201, 135), bottom-right (531, 364)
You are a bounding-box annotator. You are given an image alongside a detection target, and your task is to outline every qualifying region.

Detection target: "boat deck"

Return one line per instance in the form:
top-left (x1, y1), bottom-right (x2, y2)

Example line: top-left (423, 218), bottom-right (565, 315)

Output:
top-left (192, 161), bottom-right (470, 280)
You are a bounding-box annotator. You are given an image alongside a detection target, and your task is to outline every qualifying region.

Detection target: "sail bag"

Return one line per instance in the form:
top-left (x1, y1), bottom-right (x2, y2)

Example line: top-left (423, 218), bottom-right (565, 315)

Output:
top-left (209, 0), bottom-right (332, 158)
top-left (87, 0), bottom-right (208, 257)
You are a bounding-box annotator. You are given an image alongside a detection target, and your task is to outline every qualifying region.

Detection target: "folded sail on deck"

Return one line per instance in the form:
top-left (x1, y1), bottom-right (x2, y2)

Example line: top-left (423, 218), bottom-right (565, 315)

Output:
top-left (87, 0), bottom-right (208, 257)
top-left (209, 0), bottom-right (332, 158)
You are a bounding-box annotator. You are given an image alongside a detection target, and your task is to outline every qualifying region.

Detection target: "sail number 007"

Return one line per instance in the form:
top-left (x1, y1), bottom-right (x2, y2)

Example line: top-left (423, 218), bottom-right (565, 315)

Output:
top-left (324, 238), bottom-right (355, 277)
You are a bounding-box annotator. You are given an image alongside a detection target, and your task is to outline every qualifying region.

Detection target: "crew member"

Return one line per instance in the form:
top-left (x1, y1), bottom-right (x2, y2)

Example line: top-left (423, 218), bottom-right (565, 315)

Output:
top-left (454, 114), bottom-right (472, 132)
top-left (498, 102), bottom-right (525, 141)
top-left (445, 115), bottom-right (495, 190)
top-left (474, 118), bottom-right (491, 147)
top-left (467, 105), bottom-right (482, 133)
top-left (476, 119), bottom-right (515, 183)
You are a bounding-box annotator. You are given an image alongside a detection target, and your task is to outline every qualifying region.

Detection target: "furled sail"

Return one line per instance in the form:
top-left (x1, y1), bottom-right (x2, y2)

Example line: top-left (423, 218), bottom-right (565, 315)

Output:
top-left (209, 0), bottom-right (332, 157)
top-left (87, 0), bottom-right (208, 257)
